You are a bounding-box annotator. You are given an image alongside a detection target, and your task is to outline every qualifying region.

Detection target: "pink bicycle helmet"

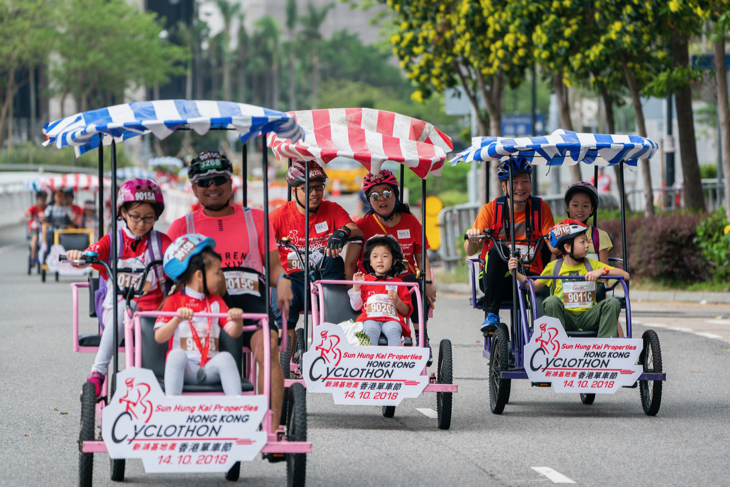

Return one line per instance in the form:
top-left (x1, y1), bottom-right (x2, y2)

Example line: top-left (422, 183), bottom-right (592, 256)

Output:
top-left (362, 169), bottom-right (399, 195)
top-left (116, 178), bottom-right (165, 218)
top-left (286, 160), bottom-right (328, 186)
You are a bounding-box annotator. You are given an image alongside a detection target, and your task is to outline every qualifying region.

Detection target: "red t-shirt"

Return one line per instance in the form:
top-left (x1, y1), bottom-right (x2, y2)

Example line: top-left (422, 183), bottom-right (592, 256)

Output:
top-left (352, 275), bottom-right (413, 337)
top-left (155, 290), bottom-right (231, 364)
top-left (167, 206), bottom-right (277, 270)
top-left (355, 213), bottom-right (430, 275)
top-left (269, 200), bottom-right (352, 274)
top-left (86, 228), bottom-right (171, 311)
top-left (26, 205), bottom-right (43, 231)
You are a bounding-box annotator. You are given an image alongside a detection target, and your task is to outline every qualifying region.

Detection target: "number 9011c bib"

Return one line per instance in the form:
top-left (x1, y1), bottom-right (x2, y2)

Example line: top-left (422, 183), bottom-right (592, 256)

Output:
top-left (563, 280), bottom-right (595, 309)
top-left (365, 294), bottom-right (397, 320)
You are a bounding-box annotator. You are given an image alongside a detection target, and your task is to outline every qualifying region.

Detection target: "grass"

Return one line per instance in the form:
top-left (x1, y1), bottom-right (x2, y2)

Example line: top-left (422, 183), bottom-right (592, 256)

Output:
top-left (433, 264), bottom-right (470, 284)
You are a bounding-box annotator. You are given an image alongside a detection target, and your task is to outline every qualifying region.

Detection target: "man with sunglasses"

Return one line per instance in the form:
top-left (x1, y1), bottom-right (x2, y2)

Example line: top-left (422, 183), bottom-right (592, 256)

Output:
top-left (269, 160), bottom-right (363, 352)
top-left (167, 151), bottom-right (292, 441)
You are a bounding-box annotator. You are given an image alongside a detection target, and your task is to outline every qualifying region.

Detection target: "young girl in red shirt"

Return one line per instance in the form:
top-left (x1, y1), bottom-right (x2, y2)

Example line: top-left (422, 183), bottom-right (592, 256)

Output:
top-left (348, 235), bottom-right (413, 347)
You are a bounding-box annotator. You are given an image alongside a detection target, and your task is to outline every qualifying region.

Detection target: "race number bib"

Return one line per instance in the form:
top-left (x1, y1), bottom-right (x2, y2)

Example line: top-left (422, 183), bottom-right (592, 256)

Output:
top-left (286, 251), bottom-right (301, 272)
top-left (365, 294), bottom-right (397, 320)
top-left (563, 280), bottom-right (595, 309)
top-left (224, 270), bottom-right (261, 297)
top-left (515, 244), bottom-right (534, 259)
top-left (118, 272), bottom-right (142, 289)
top-left (180, 336), bottom-right (219, 353)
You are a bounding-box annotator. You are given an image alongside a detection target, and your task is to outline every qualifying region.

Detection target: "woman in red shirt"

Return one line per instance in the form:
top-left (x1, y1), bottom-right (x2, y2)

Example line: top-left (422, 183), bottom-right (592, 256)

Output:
top-left (345, 170), bottom-right (436, 364)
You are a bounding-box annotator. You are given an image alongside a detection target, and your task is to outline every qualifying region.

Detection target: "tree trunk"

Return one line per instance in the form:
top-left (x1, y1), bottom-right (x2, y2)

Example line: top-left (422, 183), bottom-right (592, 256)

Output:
top-left (599, 87), bottom-right (631, 211)
top-left (7, 88), bottom-right (14, 155)
top-left (476, 70), bottom-right (504, 200)
top-left (714, 32), bottom-right (730, 220)
top-left (30, 68), bottom-right (37, 144)
top-left (622, 56), bottom-right (655, 216)
top-left (237, 43), bottom-right (246, 103)
top-left (672, 34), bottom-right (706, 212)
top-left (288, 54), bottom-right (296, 110)
top-left (553, 72), bottom-right (582, 182)
top-left (311, 50), bottom-right (319, 109)
top-left (272, 56), bottom-right (280, 110)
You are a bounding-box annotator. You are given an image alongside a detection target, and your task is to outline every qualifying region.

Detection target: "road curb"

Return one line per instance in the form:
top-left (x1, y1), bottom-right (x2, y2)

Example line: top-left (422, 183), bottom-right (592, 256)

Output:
top-left (436, 282), bottom-right (730, 304)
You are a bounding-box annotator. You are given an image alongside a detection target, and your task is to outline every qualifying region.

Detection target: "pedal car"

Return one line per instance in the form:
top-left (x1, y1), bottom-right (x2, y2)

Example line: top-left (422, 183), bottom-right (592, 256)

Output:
top-left (45, 99), bottom-right (310, 485)
top-left (267, 108), bottom-right (457, 429)
top-left (453, 130), bottom-right (666, 416)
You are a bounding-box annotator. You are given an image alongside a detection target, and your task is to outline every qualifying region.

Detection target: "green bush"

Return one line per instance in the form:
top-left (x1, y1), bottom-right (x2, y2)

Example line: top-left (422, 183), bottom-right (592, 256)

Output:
top-left (695, 209), bottom-right (730, 282)
top-left (0, 142), bottom-right (131, 169)
top-left (700, 163), bottom-right (718, 180)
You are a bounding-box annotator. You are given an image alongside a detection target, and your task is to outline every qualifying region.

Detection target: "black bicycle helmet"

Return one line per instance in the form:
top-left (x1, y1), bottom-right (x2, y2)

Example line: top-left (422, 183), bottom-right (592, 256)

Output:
top-left (188, 151), bottom-right (234, 183)
top-left (565, 181), bottom-right (599, 216)
top-left (362, 234), bottom-right (406, 278)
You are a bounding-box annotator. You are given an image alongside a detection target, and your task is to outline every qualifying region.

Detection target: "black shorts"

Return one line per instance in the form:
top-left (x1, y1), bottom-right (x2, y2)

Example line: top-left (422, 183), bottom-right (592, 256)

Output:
top-left (223, 291), bottom-right (279, 350)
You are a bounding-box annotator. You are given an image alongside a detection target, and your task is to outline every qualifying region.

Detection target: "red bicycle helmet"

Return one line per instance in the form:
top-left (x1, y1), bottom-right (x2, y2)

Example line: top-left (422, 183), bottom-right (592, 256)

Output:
top-left (116, 178), bottom-right (165, 218)
top-left (362, 169), bottom-right (398, 195)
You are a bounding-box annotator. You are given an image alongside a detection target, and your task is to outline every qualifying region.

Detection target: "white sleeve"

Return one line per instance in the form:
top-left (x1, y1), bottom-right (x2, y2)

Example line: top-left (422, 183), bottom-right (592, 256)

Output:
top-left (348, 288), bottom-right (363, 311)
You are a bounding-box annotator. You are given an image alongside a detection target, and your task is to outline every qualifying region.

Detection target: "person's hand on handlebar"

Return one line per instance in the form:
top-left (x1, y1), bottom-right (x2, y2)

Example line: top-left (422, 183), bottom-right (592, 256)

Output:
top-left (465, 228), bottom-right (486, 239)
top-left (65, 250), bottom-right (89, 268)
top-left (507, 257), bottom-right (527, 283)
top-left (464, 228), bottom-right (486, 256)
top-left (325, 226), bottom-right (351, 258)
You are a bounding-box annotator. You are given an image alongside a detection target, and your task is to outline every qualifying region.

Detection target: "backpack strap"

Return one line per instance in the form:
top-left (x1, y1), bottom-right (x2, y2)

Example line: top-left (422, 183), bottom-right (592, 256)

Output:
top-left (584, 259), bottom-right (593, 273)
top-left (185, 212), bottom-right (196, 234)
top-left (240, 208), bottom-right (264, 274)
top-left (479, 198), bottom-right (505, 261)
top-left (551, 259), bottom-right (563, 296)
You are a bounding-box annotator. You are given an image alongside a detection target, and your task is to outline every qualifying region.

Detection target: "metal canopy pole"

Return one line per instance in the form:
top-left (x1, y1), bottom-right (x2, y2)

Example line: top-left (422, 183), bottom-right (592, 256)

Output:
top-left (287, 158), bottom-right (293, 202)
top-left (241, 146), bottom-right (248, 207)
top-left (508, 159), bottom-right (517, 334)
top-left (485, 162), bottom-right (490, 204)
top-left (420, 178), bottom-right (427, 347)
top-left (262, 143), bottom-right (271, 343)
top-left (303, 162), bottom-right (310, 352)
top-left (399, 164), bottom-right (405, 198)
top-left (97, 134), bottom-right (104, 240)
top-left (110, 139), bottom-right (119, 396)
top-left (618, 161), bottom-right (629, 274)
top-left (593, 165), bottom-right (599, 228)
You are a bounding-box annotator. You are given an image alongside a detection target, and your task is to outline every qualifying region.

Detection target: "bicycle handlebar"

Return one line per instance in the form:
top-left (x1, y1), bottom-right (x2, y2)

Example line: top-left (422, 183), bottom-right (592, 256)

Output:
top-left (464, 229), bottom-right (548, 268)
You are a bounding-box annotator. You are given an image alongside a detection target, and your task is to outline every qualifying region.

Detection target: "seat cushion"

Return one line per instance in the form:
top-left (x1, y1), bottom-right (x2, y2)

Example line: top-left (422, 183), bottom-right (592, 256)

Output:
top-left (321, 285), bottom-right (360, 324)
top-left (377, 334), bottom-right (413, 346)
top-left (565, 330), bottom-right (598, 338)
top-left (158, 378), bottom-right (254, 393)
top-left (59, 232), bottom-right (91, 251)
top-left (88, 276), bottom-right (99, 318)
top-left (78, 334), bottom-right (124, 348)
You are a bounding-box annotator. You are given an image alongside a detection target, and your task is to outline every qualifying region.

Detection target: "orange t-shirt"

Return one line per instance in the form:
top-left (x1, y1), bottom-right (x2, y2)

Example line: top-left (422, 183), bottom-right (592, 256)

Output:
top-left (471, 198), bottom-right (555, 274)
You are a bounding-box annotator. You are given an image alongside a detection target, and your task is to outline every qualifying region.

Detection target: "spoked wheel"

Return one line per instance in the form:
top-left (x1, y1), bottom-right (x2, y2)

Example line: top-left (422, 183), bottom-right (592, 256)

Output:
top-left (41, 268), bottom-right (46, 282)
top-left (279, 344), bottom-right (292, 427)
top-left (580, 393), bottom-right (596, 405)
top-left (27, 255), bottom-right (32, 275)
top-left (436, 339), bottom-right (453, 430)
top-left (489, 323), bottom-right (511, 415)
top-left (639, 330), bottom-right (663, 416)
top-left (79, 382), bottom-right (96, 487)
top-left (381, 406), bottom-right (396, 418)
top-left (110, 458), bottom-right (125, 481)
top-left (55, 271), bottom-right (60, 282)
top-left (294, 328), bottom-right (305, 374)
top-left (225, 461), bottom-right (241, 481)
top-left (286, 383), bottom-right (307, 487)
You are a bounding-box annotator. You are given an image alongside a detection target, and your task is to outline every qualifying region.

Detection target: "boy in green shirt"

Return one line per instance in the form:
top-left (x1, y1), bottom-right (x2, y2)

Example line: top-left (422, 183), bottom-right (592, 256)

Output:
top-left (508, 219), bottom-right (630, 337)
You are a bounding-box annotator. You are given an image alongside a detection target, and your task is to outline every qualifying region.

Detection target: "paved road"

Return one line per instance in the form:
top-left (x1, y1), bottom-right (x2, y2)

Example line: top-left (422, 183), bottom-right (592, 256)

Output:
top-left (2, 222), bottom-right (730, 486)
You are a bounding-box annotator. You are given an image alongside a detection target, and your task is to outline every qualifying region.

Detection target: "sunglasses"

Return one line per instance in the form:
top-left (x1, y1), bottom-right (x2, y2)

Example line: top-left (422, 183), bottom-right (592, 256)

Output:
top-left (368, 189), bottom-right (394, 201)
top-left (297, 184), bottom-right (325, 194)
top-left (195, 176), bottom-right (229, 188)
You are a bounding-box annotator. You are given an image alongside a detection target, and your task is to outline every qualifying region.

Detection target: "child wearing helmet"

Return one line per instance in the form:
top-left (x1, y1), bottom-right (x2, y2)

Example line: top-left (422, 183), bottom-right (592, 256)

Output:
top-left (67, 178), bottom-right (171, 397)
top-left (464, 157), bottom-right (557, 335)
top-left (349, 235), bottom-right (413, 346)
top-left (564, 181), bottom-right (612, 263)
top-left (23, 191), bottom-right (47, 262)
top-left (155, 234), bottom-right (244, 396)
top-left (508, 219), bottom-right (630, 337)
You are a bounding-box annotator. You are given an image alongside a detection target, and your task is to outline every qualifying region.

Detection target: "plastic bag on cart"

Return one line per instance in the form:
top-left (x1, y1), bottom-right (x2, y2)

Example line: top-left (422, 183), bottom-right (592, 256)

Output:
top-left (335, 320), bottom-right (371, 346)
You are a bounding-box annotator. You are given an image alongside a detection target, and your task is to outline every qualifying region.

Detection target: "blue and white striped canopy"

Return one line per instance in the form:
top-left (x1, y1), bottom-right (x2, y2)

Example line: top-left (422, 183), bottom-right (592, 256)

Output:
top-left (43, 100), bottom-right (304, 156)
top-left (109, 167), bottom-right (156, 180)
top-left (451, 129), bottom-right (658, 168)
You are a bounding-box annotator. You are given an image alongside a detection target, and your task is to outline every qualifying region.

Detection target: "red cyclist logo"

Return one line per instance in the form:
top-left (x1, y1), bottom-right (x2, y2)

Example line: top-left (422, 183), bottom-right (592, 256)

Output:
top-left (535, 323), bottom-right (561, 357)
top-left (315, 330), bottom-right (342, 366)
top-left (118, 378), bottom-right (154, 424)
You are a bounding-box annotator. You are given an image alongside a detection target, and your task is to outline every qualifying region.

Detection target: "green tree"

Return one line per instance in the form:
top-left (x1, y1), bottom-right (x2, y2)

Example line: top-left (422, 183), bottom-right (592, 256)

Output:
top-left (285, 0), bottom-right (298, 110)
top-left (0, 0), bottom-right (54, 151)
top-left (299, 2), bottom-right (334, 109)
top-left (50, 0), bottom-right (186, 112)
top-left (216, 0), bottom-right (240, 102)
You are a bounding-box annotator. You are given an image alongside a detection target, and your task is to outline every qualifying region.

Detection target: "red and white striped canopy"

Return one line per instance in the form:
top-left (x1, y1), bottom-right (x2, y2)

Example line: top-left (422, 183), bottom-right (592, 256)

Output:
top-left (35, 173), bottom-right (111, 192)
top-left (266, 108), bottom-right (453, 178)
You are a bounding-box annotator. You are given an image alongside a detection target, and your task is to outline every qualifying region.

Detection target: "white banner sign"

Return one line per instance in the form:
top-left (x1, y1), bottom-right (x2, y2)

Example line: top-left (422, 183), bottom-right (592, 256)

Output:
top-left (46, 244), bottom-right (92, 275)
top-left (302, 323), bottom-right (428, 405)
top-left (524, 317), bottom-right (643, 394)
top-left (102, 368), bottom-right (267, 473)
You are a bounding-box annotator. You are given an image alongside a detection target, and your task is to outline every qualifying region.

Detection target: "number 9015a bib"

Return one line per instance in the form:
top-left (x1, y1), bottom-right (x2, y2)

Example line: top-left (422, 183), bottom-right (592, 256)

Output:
top-left (224, 270), bottom-right (260, 297)
top-left (563, 280), bottom-right (595, 309)
top-left (365, 294), bottom-right (397, 320)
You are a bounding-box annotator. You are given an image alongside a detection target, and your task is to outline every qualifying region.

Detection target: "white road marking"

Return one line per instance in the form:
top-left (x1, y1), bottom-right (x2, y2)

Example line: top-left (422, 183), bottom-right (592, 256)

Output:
top-left (0, 243), bottom-right (21, 255)
top-left (532, 467), bottom-right (576, 484)
top-left (696, 332), bottom-right (723, 339)
top-left (416, 408), bottom-right (438, 418)
top-left (643, 323), bottom-right (668, 328)
top-left (706, 320), bottom-right (730, 325)
top-left (669, 327), bottom-right (692, 332)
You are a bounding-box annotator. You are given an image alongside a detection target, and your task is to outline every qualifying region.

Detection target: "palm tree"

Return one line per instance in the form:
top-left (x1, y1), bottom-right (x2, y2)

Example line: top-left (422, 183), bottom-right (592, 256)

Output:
top-left (216, 0), bottom-right (241, 101)
top-left (236, 12), bottom-right (248, 102)
top-left (254, 16), bottom-right (281, 110)
top-left (285, 0), bottom-right (297, 110)
top-left (298, 2), bottom-right (334, 109)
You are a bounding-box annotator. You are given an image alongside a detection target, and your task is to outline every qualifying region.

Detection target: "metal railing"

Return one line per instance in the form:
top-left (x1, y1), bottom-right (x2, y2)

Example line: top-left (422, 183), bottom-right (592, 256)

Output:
top-left (626, 179), bottom-right (725, 212)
